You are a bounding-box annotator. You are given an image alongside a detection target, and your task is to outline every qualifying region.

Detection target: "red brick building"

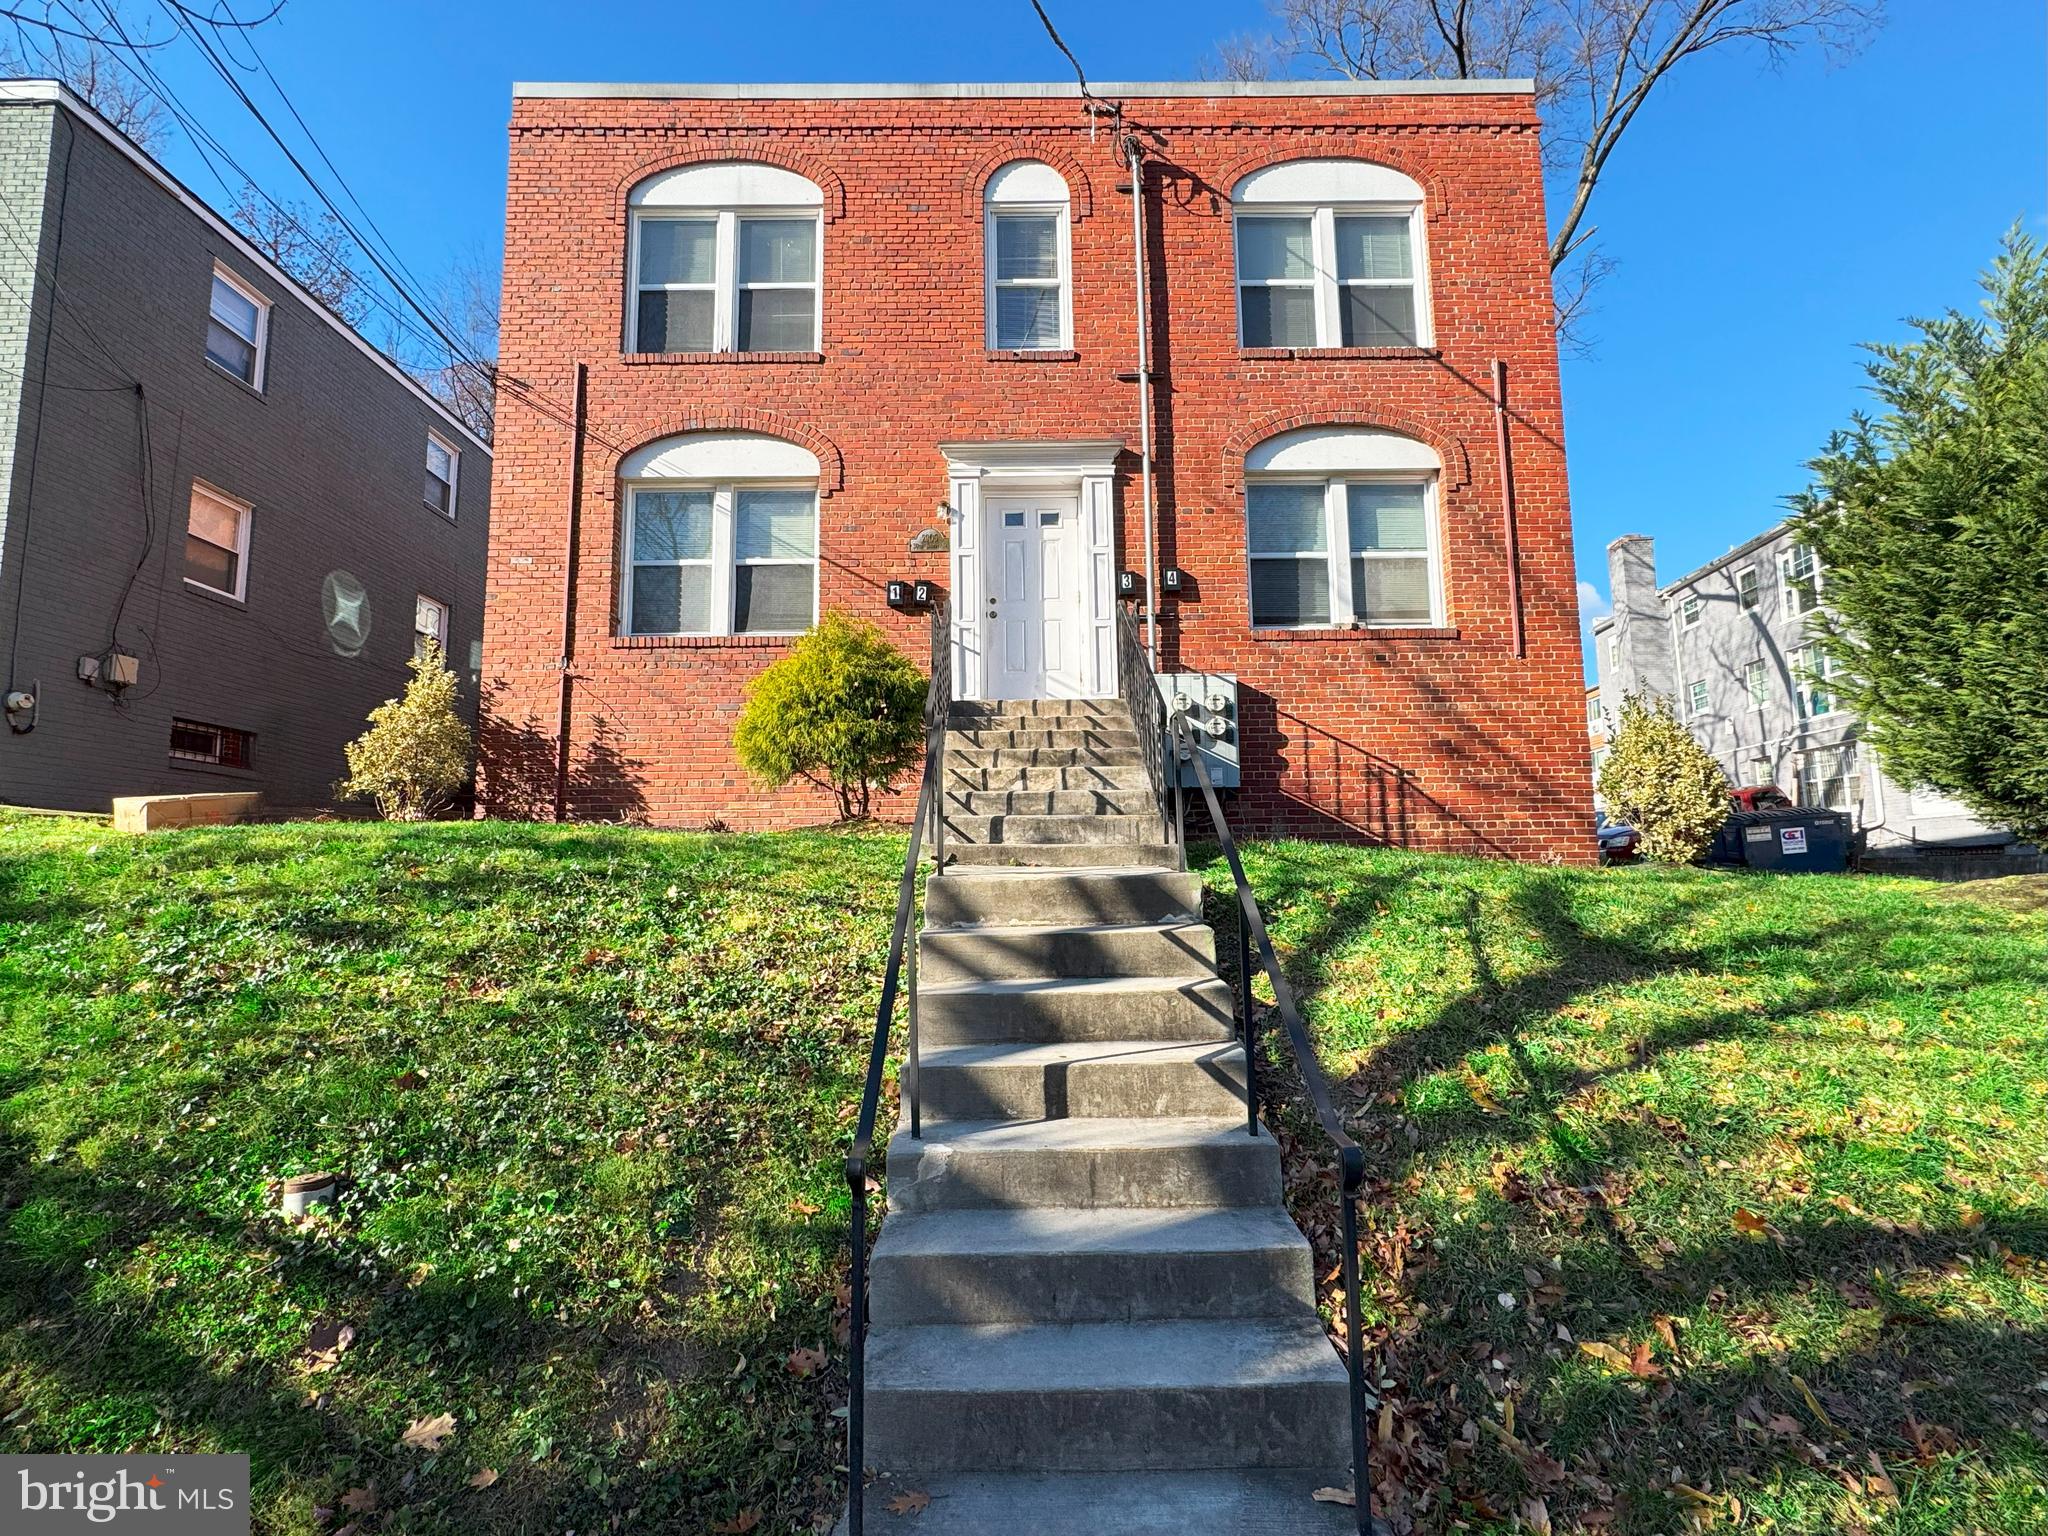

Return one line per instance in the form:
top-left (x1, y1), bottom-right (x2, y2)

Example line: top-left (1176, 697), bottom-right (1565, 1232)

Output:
top-left (481, 81), bottom-right (1592, 861)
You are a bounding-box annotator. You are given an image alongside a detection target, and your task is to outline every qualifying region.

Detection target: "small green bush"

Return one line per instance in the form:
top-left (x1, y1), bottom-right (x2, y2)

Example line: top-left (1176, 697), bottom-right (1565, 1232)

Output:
top-left (733, 612), bottom-right (926, 820)
top-left (1596, 691), bottom-right (1730, 863)
top-left (338, 641), bottom-right (474, 820)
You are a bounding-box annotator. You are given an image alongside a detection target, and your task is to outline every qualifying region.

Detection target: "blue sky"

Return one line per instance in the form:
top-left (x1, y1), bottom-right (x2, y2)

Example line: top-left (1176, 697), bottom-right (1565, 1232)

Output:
top-left (126, 0), bottom-right (2046, 660)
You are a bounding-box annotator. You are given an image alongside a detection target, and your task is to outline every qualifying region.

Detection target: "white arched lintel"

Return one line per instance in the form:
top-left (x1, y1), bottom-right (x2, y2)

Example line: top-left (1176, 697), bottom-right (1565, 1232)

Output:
top-left (1245, 426), bottom-right (1439, 476)
top-left (630, 161), bottom-right (824, 209)
top-left (986, 159), bottom-right (1070, 205)
top-left (1232, 158), bottom-right (1424, 206)
top-left (621, 431), bottom-right (819, 481)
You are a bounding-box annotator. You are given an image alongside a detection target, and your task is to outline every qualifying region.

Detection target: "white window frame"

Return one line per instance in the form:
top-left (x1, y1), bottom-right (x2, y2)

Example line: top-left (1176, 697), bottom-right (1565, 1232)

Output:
top-left (1687, 678), bottom-right (1710, 716)
top-left (1780, 543), bottom-right (1823, 616)
top-left (1736, 566), bottom-right (1761, 610)
top-left (984, 203), bottom-right (1073, 350)
top-left (206, 263), bottom-right (270, 389)
top-left (1233, 202), bottom-right (1431, 350)
top-left (1244, 473), bottom-right (1443, 631)
top-left (1799, 742), bottom-right (1861, 811)
top-left (1793, 643), bottom-right (1840, 719)
top-left (1680, 592), bottom-right (1703, 628)
top-left (414, 593), bottom-right (451, 658)
top-left (627, 208), bottom-right (821, 355)
top-left (1743, 657), bottom-right (1768, 708)
top-left (184, 481), bottom-right (252, 602)
top-left (425, 432), bottom-right (459, 519)
top-left (620, 479), bottom-right (819, 638)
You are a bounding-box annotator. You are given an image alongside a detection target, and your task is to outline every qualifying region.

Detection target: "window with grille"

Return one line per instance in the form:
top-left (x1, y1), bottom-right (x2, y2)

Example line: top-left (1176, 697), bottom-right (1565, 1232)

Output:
top-left (169, 718), bottom-right (253, 768)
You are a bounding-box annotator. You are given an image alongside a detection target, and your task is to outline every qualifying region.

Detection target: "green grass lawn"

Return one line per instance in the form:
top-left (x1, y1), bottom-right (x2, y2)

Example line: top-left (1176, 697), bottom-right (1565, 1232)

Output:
top-left (3, 813), bottom-right (2044, 1535)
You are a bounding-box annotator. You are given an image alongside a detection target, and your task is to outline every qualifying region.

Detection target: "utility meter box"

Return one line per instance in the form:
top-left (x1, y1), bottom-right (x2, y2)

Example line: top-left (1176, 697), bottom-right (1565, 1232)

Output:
top-left (1156, 671), bottom-right (1239, 789)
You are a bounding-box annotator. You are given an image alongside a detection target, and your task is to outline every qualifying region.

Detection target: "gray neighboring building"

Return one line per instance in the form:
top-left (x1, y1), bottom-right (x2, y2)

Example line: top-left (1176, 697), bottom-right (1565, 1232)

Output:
top-left (1589, 527), bottom-right (2015, 855)
top-left (0, 79), bottom-right (489, 816)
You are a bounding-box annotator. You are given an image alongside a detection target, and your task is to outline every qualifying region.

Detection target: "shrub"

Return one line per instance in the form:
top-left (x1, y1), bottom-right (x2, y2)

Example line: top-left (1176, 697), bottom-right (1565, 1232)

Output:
top-left (1596, 691), bottom-right (1729, 863)
top-left (339, 642), bottom-right (474, 820)
top-left (733, 612), bottom-right (926, 821)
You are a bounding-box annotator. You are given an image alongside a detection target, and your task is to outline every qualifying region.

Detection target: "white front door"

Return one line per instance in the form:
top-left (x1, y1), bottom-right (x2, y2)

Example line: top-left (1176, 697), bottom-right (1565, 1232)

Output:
top-left (984, 495), bottom-right (1082, 699)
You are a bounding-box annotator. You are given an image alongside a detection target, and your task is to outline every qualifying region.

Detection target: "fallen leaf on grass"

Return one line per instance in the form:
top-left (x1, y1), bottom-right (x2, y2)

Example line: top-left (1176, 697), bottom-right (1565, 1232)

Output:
top-left (1579, 1340), bottom-right (1636, 1374)
top-left (339, 1485), bottom-right (378, 1514)
top-left (886, 1489), bottom-right (931, 1515)
top-left (1520, 1494), bottom-right (1552, 1534)
top-left (1733, 1207), bottom-right (1771, 1237)
top-left (1311, 1486), bottom-right (1356, 1506)
top-left (303, 1320), bottom-right (357, 1370)
top-left (399, 1412), bottom-right (456, 1452)
top-left (1789, 1373), bottom-right (1837, 1433)
top-left (391, 1069), bottom-right (426, 1091)
top-left (788, 1198), bottom-right (822, 1217)
top-left (713, 1509), bottom-right (762, 1533)
top-left (1865, 1452), bottom-right (1899, 1501)
top-left (786, 1345), bottom-right (827, 1378)
top-left (466, 1468), bottom-right (498, 1489)
top-left (1461, 1068), bottom-right (1505, 1114)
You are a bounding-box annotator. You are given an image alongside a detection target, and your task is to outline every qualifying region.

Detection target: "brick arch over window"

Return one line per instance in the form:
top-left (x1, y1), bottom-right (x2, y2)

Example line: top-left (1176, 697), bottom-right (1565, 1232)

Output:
top-left (963, 146), bottom-right (1095, 222)
top-left (1222, 410), bottom-right (1469, 492)
top-left (609, 412), bottom-right (845, 497)
top-left (612, 146), bottom-right (847, 223)
top-left (1213, 144), bottom-right (1449, 223)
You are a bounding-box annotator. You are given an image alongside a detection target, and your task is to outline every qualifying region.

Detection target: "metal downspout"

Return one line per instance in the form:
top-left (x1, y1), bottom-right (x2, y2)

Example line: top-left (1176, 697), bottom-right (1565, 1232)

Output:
top-left (552, 362), bottom-right (588, 821)
top-left (1127, 137), bottom-right (1158, 667)
top-left (1491, 359), bottom-right (1525, 659)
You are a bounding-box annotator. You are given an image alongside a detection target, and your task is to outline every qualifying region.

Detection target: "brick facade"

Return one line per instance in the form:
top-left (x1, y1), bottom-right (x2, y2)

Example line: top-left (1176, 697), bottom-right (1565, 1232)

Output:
top-left (482, 84), bottom-right (1592, 861)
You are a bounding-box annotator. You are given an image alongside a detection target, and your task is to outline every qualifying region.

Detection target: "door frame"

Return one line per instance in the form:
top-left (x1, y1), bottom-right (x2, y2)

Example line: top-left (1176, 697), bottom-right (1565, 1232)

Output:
top-left (983, 491), bottom-right (1084, 700)
top-left (939, 440), bottom-right (1122, 702)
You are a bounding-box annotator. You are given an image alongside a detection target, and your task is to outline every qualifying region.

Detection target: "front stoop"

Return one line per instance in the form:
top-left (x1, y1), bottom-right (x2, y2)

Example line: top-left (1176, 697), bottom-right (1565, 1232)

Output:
top-left (849, 697), bottom-right (1359, 1532)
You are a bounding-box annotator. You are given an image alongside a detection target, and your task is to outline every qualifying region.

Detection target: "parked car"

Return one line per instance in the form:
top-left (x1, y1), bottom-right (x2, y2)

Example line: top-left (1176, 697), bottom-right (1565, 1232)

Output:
top-left (1596, 813), bottom-right (1640, 864)
top-left (1730, 785), bottom-right (1795, 812)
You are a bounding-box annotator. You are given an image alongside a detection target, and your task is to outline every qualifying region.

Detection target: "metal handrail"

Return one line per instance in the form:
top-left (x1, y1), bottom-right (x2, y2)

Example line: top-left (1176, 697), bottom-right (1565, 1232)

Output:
top-left (844, 599), bottom-right (950, 1536)
top-left (1114, 600), bottom-right (1182, 867)
top-left (1171, 710), bottom-right (1376, 1533)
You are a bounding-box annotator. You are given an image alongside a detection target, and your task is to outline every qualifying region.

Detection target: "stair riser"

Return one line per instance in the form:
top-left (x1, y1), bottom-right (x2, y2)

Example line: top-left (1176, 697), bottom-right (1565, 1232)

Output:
top-left (920, 1052), bottom-right (1248, 1122)
top-left (944, 842), bottom-right (1178, 871)
top-left (946, 715), bottom-right (1130, 735)
top-left (950, 699), bottom-right (1121, 720)
top-left (870, 1245), bottom-right (1313, 1325)
top-left (942, 814), bottom-right (1163, 847)
top-left (946, 790), bottom-right (1156, 817)
top-left (926, 870), bottom-right (1204, 928)
top-left (948, 729), bottom-right (1142, 752)
top-left (921, 924), bottom-right (1215, 985)
top-left (864, 1380), bottom-right (1352, 1472)
top-left (945, 747), bottom-right (1147, 770)
top-left (886, 1139), bottom-right (1281, 1213)
top-left (921, 978), bottom-right (1236, 1044)
top-left (945, 765), bottom-right (1151, 793)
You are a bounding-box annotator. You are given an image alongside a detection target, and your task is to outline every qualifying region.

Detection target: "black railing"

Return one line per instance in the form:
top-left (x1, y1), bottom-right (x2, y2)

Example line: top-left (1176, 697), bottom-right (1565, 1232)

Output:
top-left (1171, 710), bottom-right (1376, 1533)
top-left (1114, 601), bottom-right (1182, 866)
top-left (844, 598), bottom-right (949, 1536)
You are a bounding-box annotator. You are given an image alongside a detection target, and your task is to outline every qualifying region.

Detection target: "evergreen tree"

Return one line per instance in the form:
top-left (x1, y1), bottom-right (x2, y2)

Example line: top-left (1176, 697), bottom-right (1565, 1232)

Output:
top-left (1791, 230), bottom-right (2048, 839)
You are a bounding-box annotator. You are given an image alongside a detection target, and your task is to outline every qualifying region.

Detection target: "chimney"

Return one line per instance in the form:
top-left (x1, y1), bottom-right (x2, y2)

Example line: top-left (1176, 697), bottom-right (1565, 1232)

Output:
top-left (1605, 534), bottom-right (1675, 701)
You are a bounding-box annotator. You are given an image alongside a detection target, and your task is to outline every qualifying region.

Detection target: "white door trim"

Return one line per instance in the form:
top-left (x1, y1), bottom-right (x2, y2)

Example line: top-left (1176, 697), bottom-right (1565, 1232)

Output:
top-left (940, 440), bottom-right (1122, 702)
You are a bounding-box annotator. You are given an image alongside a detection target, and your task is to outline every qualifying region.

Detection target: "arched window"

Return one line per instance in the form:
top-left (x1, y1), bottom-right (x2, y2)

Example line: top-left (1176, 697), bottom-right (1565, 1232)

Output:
top-left (984, 160), bottom-right (1072, 351)
top-left (1243, 426), bottom-right (1443, 629)
top-left (1232, 160), bottom-right (1429, 349)
top-left (619, 432), bottom-right (819, 636)
top-left (627, 163), bottom-right (824, 354)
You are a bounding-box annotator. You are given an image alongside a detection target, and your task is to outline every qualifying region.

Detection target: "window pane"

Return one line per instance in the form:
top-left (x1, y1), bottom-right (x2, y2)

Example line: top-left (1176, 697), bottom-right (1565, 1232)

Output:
top-left (1237, 217), bottom-right (1313, 281)
top-left (738, 219), bottom-right (816, 284)
top-left (736, 489), bottom-right (816, 560)
top-left (738, 288), bottom-right (815, 351)
top-left (637, 289), bottom-right (713, 352)
top-left (206, 322), bottom-right (257, 382)
top-left (995, 215), bottom-right (1058, 281)
top-left (995, 285), bottom-right (1061, 349)
top-left (189, 492), bottom-right (242, 549)
top-left (629, 564), bottom-right (710, 634)
top-left (632, 490), bottom-right (713, 562)
top-left (1354, 556), bottom-right (1433, 624)
top-left (425, 471), bottom-right (452, 512)
top-left (638, 218), bottom-right (716, 285)
top-left (1347, 484), bottom-right (1428, 551)
top-left (1251, 558), bottom-right (1330, 627)
top-left (736, 564), bottom-right (813, 633)
top-left (210, 276), bottom-right (259, 341)
top-left (1338, 285), bottom-right (1419, 347)
top-left (1246, 482), bottom-right (1326, 554)
top-left (427, 438), bottom-right (454, 479)
top-left (1239, 285), bottom-right (1315, 348)
top-left (185, 534), bottom-right (237, 593)
top-left (1334, 215), bottom-right (1413, 281)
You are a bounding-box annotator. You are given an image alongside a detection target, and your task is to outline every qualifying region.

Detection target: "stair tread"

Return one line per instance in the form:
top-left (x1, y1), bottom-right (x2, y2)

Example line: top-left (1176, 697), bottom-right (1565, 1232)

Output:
top-left (891, 1116), bottom-right (1269, 1152)
top-left (921, 1038), bottom-right (1241, 1068)
top-left (919, 972), bottom-right (1223, 998)
top-left (925, 918), bottom-right (1210, 938)
top-left (865, 1316), bottom-right (1347, 1393)
top-left (842, 1469), bottom-right (1363, 1535)
top-left (872, 1203), bottom-right (1307, 1259)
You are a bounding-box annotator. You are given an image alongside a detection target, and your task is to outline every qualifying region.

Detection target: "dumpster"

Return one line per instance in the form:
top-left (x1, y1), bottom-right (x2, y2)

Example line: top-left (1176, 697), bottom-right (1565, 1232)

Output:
top-left (1707, 807), bottom-right (1853, 873)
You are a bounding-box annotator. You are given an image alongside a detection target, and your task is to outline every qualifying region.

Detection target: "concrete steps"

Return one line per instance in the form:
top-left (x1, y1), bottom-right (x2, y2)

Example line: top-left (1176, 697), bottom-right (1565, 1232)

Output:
top-left (940, 811), bottom-right (1163, 847)
top-left (944, 787), bottom-right (1156, 817)
top-left (842, 1470), bottom-right (1360, 1535)
top-left (925, 866), bottom-right (1204, 929)
top-left (919, 974), bottom-right (1237, 1045)
top-left (885, 1118), bottom-right (1282, 1213)
top-left (863, 1317), bottom-right (1352, 1471)
top-left (919, 920), bottom-right (1215, 985)
top-left (869, 1205), bottom-right (1314, 1324)
top-left (918, 1040), bottom-right (1249, 1122)
top-left (945, 763), bottom-right (1151, 792)
top-left (945, 840), bottom-right (1178, 869)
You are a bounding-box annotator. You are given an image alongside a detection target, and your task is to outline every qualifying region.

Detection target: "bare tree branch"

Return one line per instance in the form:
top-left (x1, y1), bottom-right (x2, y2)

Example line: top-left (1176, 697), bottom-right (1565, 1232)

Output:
top-left (227, 181), bottom-right (368, 324)
top-left (412, 247), bottom-right (498, 444)
top-left (0, 29), bottom-right (167, 149)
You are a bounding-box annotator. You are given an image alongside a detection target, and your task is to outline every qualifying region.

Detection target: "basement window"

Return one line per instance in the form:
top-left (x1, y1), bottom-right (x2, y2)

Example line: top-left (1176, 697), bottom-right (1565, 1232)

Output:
top-left (170, 718), bottom-right (254, 768)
